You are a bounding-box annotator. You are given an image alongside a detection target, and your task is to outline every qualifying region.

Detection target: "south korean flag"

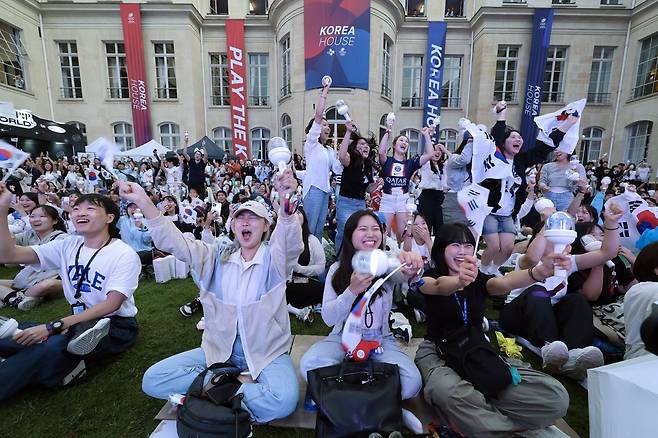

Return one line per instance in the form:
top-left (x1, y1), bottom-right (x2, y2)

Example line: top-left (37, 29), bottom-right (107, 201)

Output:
top-left (534, 98), bottom-right (586, 154)
top-left (458, 183), bottom-right (494, 241)
top-left (605, 189), bottom-right (647, 249)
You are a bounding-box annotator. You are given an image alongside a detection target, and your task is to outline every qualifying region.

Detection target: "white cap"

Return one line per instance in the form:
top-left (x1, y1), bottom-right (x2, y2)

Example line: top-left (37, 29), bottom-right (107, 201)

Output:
top-left (233, 200), bottom-right (272, 224)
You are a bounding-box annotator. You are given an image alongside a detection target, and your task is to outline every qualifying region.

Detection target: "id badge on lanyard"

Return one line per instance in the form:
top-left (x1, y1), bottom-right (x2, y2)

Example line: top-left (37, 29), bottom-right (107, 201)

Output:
top-left (71, 302), bottom-right (87, 315)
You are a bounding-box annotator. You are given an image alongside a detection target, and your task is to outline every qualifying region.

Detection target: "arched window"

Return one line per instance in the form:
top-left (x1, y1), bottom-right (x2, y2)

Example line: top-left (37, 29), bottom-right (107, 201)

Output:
top-left (67, 121), bottom-right (87, 143)
top-left (280, 114), bottom-right (292, 149)
top-left (212, 127), bottom-right (232, 154)
top-left (439, 129), bottom-right (458, 152)
top-left (581, 127), bottom-right (604, 163)
top-left (401, 129), bottom-right (421, 156)
top-left (625, 121), bottom-right (652, 163)
top-left (159, 122), bottom-right (180, 149)
top-left (325, 106), bottom-right (346, 149)
top-left (112, 122), bottom-right (133, 150)
top-left (250, 127), bottom-right (271, 161)
top-left (379, 114), bottom-right (389, 140)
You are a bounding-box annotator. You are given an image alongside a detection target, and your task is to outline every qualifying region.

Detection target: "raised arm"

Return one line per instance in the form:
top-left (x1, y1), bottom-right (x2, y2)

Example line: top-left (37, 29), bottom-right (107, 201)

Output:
top-left (418, 126), bottom-right (436, 167)
top-left (573, 202), bottom-right (622, 271)
top-left (0, 182), bottom-right (39, 265)
top-left (182, 134), bottom-right (191, 162)
top-left (486, 252), bottom-right (568, 296)
top-left (379, 117), bottom-right (394, 165)
top-left (201, 140), bottom-right (209, 164)
top-left (338, 121), bottom-right (355, 167)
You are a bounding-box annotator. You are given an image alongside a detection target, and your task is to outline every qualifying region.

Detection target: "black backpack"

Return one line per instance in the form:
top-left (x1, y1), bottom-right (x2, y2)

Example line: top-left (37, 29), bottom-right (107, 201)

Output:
top-left (176, 362), bottom-right (252, 438)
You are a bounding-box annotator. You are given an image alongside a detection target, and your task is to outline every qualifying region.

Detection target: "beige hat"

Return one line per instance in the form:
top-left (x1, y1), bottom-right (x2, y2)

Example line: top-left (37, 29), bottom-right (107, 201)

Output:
top-left (233, 200), bottom-right (272, 224)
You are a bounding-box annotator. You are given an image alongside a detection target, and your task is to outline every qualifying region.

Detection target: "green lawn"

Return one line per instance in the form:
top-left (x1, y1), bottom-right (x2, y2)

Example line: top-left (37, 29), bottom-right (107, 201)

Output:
top-left (0, 266), bottom-right (589, 437)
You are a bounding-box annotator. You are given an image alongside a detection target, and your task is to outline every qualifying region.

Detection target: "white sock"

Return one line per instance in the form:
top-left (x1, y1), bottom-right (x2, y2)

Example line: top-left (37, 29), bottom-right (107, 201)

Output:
top-left (287, 304), bottom-right (303, 317)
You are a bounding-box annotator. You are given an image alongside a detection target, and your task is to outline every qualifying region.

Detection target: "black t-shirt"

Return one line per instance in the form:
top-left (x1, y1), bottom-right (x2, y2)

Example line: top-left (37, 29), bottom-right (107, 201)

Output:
top-left (339, 160), bottom-right (373, 199)
top-left (567, 257), bottom-right (634, 306)
top-left (422, 269), bottom-right (494, 341)
top-left (187, 159), bottom-right (206, 186)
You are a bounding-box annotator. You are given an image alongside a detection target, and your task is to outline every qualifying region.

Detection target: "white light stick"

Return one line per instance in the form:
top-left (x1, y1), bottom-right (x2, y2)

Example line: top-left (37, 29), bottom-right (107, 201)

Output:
top-left (405, 197), bottom-right (417, 214)
top-left (335, 99), bottom-right (352, 122)
top-left (184, 130), bottom-right (189, 141)
top-left (534, 197), bottom-right (555, 214)
top-left (386, 112), bottom-right (396, 129)
top-left (322, 75), bottom-right (332, 87)
top-left (582, 235), bottom-right (615, 268)
top-left (544, 212), bottom-right (577, 277)
top-left (352, 249), bottom-right (402, 277)
top-left (267, 137), bottom-right (291, 176)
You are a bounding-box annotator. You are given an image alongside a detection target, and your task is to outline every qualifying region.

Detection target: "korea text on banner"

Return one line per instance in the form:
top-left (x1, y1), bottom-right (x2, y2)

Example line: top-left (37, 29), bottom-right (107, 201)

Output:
top-left (520, 8), bottom-right (554, 151)
top-left (422, 21), bottom-right (448, 144)
top-left (226, 19), bottom-right (250, 160)
top-left (304, 0), bottom-right (370, 90)
top-left (120, 3), bottom-right (152, 147)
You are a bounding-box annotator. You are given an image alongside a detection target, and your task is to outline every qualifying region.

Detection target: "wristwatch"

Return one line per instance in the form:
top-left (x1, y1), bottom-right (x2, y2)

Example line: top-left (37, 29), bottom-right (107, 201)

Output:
top-left (46, 320), bottom-right (64, 336)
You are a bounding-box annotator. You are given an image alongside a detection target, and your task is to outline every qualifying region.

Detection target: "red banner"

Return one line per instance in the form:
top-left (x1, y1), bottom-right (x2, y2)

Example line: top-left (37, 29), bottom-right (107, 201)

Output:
top-left (120, 3), bottom-right (152, 147)
top-left (226, 20), bottom-right (250, 160)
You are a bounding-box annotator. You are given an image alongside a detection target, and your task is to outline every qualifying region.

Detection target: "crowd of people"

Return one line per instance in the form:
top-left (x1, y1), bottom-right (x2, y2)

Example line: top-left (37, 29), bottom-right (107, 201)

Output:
top-left (1, 84), bottom-right (657, 436)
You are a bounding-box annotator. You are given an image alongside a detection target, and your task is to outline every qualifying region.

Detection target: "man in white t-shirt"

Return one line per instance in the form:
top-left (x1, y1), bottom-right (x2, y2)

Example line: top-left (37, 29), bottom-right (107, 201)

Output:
top-left (0, 185), bottom-right (140, 400)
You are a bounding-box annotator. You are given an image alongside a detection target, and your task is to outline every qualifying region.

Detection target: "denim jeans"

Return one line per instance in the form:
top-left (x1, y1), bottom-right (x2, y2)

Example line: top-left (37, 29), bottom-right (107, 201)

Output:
top-left (545, 191), bottom-right (574, 213)
top-left (335, 195), bottom-right (365, 254)
top-left (142, 336), bottom-right (299, 423)
top-left (304, 186), bottom-right (331, 240)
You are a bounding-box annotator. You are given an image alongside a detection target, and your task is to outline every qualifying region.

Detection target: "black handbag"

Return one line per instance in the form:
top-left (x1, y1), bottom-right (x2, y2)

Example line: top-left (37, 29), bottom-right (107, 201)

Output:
top-left (176, 362), bottom-right (251, 438)
top-left (436, 325), bottom-right (512, 398)
top-left (307, 360), bottom-right (402, 438)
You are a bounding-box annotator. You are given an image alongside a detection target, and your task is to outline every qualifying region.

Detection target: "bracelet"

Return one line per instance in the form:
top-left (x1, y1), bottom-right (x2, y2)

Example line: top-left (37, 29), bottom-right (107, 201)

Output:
top-left (528, 266), bottom-right (541, 283)
top-left (604, 225), bottom-right (620, 231)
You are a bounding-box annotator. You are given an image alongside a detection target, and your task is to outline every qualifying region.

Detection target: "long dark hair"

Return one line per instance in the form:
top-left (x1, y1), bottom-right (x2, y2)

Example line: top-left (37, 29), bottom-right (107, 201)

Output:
top-left (430, 223), bottom-right (476, 276)
top-left (297, 207), bottom-right (312, 266)
top-left (331, 210), bottom-right (384, 295)
top-left (32, 205), bottom-right (67, 233)
top-left (429, 144), bottom-right (446, 175)
top-left (633, 242), bottom-right (658, 282)
top-left (163, 195), bottom-right (180, 216)
top-left (73, 193), bottom-right (121, 238)
top-left (571, 221), bottom-right (602, 256)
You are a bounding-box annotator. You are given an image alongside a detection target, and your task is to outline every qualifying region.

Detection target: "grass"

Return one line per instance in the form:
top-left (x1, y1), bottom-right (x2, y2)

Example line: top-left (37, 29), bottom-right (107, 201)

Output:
top-left (0, 266), bottom-right (589, 437)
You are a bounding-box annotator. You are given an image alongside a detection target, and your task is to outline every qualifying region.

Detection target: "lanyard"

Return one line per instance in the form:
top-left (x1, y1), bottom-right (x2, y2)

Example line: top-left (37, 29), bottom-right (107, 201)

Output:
top-left (453, 292), bottom-right (468, 327)
top-left (73, 236), bottom-right (113, 300)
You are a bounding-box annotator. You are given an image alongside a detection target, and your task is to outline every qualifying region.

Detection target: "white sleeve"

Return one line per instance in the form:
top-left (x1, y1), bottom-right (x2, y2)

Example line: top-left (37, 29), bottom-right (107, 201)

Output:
top-left (31, 238), bottom-right (70, 272)
top-left (518, 197), bottom-right (534, 220)
top-left (104, 249), bottom-right (141, 298)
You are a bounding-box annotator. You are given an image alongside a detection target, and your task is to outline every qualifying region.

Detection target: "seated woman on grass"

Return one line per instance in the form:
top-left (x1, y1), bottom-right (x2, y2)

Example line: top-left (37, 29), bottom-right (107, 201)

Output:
top-left (0, 205), bottom-right (67, 310)
top-left (119, 170), bottom-right (303, 423)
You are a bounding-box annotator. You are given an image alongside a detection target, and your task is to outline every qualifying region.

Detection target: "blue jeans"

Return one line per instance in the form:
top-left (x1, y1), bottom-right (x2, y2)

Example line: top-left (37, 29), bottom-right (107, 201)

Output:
top-left (299, 334), bottom-right (422, 400)
top-left (304, 186), bottom-right (331, 240)
top-left (545, 191), bottom-right (574, 213)
top-left (142, 336), bottom-right (299, 423)
top-left (335, 195), bottom-right (365, 254)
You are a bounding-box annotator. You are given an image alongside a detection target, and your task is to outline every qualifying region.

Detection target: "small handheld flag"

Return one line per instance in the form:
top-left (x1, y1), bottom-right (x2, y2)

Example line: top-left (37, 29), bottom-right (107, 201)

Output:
top-left (95, 138), bottom-right (121, 180)
top-left (0, 141), bottom-right (30, 183)
top-left (534, 98), bottom-right (586, 154)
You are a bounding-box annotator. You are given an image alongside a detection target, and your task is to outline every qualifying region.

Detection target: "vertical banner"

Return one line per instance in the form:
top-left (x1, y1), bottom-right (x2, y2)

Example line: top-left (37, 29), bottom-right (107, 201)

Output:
top-left (120, 3), bottom-right (152, 147)
top-left (304, 0), bottom-right (370, 89)
top-left (422, 22), bottom-right (448, 144)
top-left (226, 19), bottom-right (250, 160)
top-left (520, 8), bottom-right (554, 151)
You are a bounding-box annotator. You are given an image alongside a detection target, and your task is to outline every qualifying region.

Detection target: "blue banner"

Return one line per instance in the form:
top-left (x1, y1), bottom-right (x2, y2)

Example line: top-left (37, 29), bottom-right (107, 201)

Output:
top-left (422, 22), bottom-right (448, 144)
top-left (520, 9), bottom-right (554, 151)
top-left (304, 0), bottom-right (371, 90)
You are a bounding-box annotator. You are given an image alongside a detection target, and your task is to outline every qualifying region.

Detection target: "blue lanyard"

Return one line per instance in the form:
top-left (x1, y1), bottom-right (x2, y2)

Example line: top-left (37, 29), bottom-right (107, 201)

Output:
top-left (453, 292), bottom-right (468, 327)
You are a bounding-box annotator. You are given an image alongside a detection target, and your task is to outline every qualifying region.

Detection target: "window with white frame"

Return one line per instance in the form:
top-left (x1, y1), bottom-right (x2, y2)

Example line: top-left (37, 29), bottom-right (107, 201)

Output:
top-left (624, 121), bottom-right (652, 163)
top-left (212, 127), bottom-right (232, 153)
top-left (600, 0), bottom-right (622, 4)
top-left (280, 35), bottom-right (291, 97)
top-left (209, 53), bottom-right (230, 106)
top-left (580, 127), bottom-right (603, 163)
top-left (159, 122), bottom-right (180, 149)
top-left (401, 129), bottom-right (421, 156)
top-left (67, 121), bottom-right (87, 143)
top-left (439, 129), bottom-right (458, 152)
top-left (209, 0), bottom-right (229, 14)
top-left (401, 55), bottom-right (423, 108)
top-left (381, 36), bottom-right (393, 98)
top-left (250, 127), bottom-right (271, 160)
top-left (248, 0), bottom-right (268, 14)
top-left (112, 122), bottom-right (134, 150)
top-left (379, 114), bottom-right (388, 140)
top-left (442, 56), bottom-right (462, 108)
top-left (406, 0), bottom-right (426, 16)
top-left (494, 46), bottom-right (519, 102)
top-left (248, 54), bottom-right (269, 106)
top-left (58, 42), bottom-right (82, 99)
top-left (633, 34), bottom-right (658, 99)
top-left (588, 47), bottom-right (614, 104)
top-left (325, 107), bottom-right (346, 148)
top-left (445, 0), bottom-right (465, 17)
top-left (281, 114), bottom-right (292, 149)
top-left (543, 46), bottom-right (567, 103)
top-left (0, 21), bottom-right (27, 90)
top-left (154, 42), bottom-right (177, 99)
top-left (105, 42), bottom-right (129, 99)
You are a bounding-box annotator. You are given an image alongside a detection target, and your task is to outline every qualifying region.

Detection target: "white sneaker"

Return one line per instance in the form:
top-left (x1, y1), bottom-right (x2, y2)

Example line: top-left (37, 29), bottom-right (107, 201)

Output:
top-left (560, 346), bottom-right (604, 380)
top-left (401, 408), bottom-right (423, 434)
top-left (17, 296), bottom-right (42, 311)
top-left (413, 308), bottom-right (426, 324)
top-left (541, 341), bottom-right (569, 373)
top-left (297, 306), bottom-right (315, 325)
top-left (67, 318), bottom-right (111, 355)
top-left (196, 317), bottom-right (205, 331)
top-left (61, 360), bottom-right (87, 386)
top-left (516, 424), bottom-right (569, 437)
top-left (0, 318), bottom-right (19, 340)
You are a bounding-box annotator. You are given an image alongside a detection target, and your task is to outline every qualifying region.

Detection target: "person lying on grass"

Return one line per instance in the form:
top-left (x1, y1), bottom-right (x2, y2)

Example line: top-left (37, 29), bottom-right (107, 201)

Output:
top-left (0, 183), bottom-right (140, 401)
top-left (118, 169), bottom-right (303, 423)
